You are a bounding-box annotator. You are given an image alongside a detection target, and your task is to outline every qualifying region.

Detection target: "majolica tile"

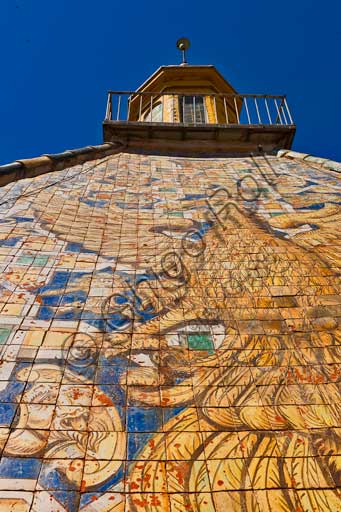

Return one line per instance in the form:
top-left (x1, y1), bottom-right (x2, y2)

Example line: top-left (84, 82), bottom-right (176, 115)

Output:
top-left (51, 406), bottom-right (89, 431)
top-left (0, 428), bottom-right (10, 455)
top-left (80, 492), bottom-right (125, 511)
top-left (13, 404), bottom-right (55, 431)
top-left (0, 403), bottom-right (18, 427)
top-left (0, 491), bottom-right (33, 512)
top-left (213, 491), bottom-right (261, 512)
top-left (125, 493), bottom-right (170, 512)
top-left (57, 385), bottom-right (94, 406)
top-left (0, 153), bottom-right (340, 510)
top-left (4, 429), bottom-right (49, 458)
top-left (32, 490), bottom-right (80, 512)
top-left (37, 459), bottom-right (84, 491)
top-left (21, 382), bottom-right (60, 404)
top-left (85, 431), bottom-right (126, 460)
top-left (0, 456), bottom-right (42, 490)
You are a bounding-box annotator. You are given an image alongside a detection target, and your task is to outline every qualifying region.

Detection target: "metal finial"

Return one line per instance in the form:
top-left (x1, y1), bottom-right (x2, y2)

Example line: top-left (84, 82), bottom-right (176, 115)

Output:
top-left (176, 38), bottom-right (190, 65)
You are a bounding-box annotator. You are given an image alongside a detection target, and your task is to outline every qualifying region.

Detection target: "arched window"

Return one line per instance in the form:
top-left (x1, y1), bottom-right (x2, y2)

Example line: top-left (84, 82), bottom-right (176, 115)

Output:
top-left (143, 102), bottom-right (163, 122)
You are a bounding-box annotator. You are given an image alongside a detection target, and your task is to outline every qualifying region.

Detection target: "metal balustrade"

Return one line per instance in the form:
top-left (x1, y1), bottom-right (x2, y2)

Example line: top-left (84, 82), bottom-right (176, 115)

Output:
top-left (105, 91), bottom-right (294, 127)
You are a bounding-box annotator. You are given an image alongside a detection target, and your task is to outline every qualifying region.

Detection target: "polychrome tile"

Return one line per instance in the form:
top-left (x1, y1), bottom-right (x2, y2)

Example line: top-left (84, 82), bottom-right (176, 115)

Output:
top-left (0, 403), bottom-right (18, 427)
top-left (4, 429), bottom-right (49, 458)
top-left (79, 492), bottom-right (125, 511)
top-left (57, 385), bottom-right (94, 406)
top-left (0, 456), bottom-right (42, 490)
top-left (0, 152), bottom-right (340, 510)
top-left (14, 404), bottom-right (55, 431)
top-left (31, 490), bottom-right (80, 512)
top-left (0, 491), bottom-right (33, 512)
top-left (37, 459), bottom-right (84, 491)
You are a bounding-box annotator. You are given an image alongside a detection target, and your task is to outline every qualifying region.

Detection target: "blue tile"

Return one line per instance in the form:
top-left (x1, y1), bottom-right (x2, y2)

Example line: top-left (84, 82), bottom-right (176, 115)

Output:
top-left (14, 362), bottom-right (33, 374)
top-left (98, 354), bottom-right (129, 367)
top-left (0, 403), bottom-right (18, 427)
top-left (49, 491), bottom-right (80, 511)
top-left (13, 216), bottom-right (33, 223)
top-left (95, 366), bottom-right (124, 385)
top-left (38, 460), bottom-right (83, 491)
top-left (65, 364), bottom-right (96, 381)
top-left (0, 457), bottom-right (41, 479)
top-left (0, 381), bottom-right (25, 403)
top-left (127, 432), bottom-right (151, 459)
top-left (102, 312), bottom-right (132, 331)
top-left (98, 385), bottom-right (126, 406)
top-left (162, 406), bottom-right (185, 424)
top-left (80, 490), bottom-right (124, 508)
top-left (127, 407), bottom-right (162, 432)
top-left (80, 493), bottom-right (99, 508)
top-left (65, 242), bottom-right (82, 253)
top-left (0, 236), bottom-right (22, 247)
top-left (37, 306), bottom-right (55, 320)
top-left (81, 198), bottom-right (108, 208)
top-left (41, 295), bottom-right (61, 306)
top-left (60, 290), bottom-right (87, 305)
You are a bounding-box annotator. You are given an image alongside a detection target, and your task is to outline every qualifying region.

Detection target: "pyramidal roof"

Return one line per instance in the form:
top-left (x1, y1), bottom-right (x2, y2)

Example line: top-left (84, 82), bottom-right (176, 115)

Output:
top-left (134, 64), bottom-right (238, 94)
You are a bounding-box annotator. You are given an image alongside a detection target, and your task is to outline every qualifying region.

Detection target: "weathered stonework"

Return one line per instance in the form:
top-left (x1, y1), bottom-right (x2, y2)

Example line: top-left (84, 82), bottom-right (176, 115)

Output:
top-left (0, 150), bottom-right (340, 511)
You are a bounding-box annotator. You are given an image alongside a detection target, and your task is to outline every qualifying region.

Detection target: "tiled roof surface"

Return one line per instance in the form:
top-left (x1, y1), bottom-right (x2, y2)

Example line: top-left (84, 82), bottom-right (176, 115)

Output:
top-left (0, 150), bottom-right (340, 511)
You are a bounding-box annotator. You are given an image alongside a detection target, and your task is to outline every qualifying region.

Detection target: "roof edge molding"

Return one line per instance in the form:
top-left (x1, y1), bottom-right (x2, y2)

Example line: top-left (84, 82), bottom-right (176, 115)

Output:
top-left (0, 141), bottom-right (125, 188)
top-left (277, 149), bottom-right (341, 173)
top-left (134, 65), bottom-right (238, 95)
top-left (1, 146), bottom-right (340, 190)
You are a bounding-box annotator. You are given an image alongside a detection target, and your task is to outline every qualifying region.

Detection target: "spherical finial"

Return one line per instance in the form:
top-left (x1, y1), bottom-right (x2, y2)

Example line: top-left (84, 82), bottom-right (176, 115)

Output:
top-left (176, 38), bottom-right (190, 65)
top-left (176, 38), bottom-right (190, 52)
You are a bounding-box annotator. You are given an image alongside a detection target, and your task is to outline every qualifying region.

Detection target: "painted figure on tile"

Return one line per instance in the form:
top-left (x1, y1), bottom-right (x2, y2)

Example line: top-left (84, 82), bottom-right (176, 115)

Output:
top-left (123, 201), bottom-right (341, 511)
top-left (0, 155), bottom-right (340, 511)
top-left (7, 363), bottom-right (125, 490)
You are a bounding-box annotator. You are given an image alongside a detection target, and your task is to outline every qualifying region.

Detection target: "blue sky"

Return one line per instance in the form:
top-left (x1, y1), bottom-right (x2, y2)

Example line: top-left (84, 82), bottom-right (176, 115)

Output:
top-left (0, 0), bottom-right (340, 164)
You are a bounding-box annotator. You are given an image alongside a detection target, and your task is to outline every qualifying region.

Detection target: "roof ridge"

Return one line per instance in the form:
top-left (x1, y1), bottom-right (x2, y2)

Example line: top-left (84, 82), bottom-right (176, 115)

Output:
top-left (0, 141), bottom-right (126, 188)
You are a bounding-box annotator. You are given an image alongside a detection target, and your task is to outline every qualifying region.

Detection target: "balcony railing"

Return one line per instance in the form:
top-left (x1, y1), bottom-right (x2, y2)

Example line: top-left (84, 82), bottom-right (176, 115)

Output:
top-left (105, 91), bottom-right (294, 127)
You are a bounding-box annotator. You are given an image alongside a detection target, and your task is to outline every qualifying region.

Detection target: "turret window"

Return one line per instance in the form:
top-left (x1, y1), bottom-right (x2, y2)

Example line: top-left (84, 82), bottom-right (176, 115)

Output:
top-left (143, 102), bottom-right (163, 122)
top-left (180, 96), bottom-right (206, 124)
